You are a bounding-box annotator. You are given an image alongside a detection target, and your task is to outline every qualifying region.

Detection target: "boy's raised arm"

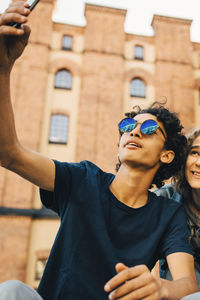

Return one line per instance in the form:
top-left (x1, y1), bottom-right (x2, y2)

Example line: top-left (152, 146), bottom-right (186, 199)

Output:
top-left (0, 1), bottom-right (55, 191)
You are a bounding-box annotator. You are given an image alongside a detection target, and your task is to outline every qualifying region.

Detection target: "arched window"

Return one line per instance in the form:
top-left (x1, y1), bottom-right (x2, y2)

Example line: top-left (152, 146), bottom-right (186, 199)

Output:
top-left (134, 45), bottom-right (144, 60)
top-left (130, 78), bottom-right (146, 98)
top-left (62, 35), bottom-right (73, 50)
top-left (49, 114), bottom-right (69, 144)
top-left (54, 70), bottom-right (72, 89)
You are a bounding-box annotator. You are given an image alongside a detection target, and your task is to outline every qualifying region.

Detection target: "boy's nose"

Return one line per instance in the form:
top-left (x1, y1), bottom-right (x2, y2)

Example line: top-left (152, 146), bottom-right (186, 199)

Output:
top-left (129, 124), bottom-right (142, 138)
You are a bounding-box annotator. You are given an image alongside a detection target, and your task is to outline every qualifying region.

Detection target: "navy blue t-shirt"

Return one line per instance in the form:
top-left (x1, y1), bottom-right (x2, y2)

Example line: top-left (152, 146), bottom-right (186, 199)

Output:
top-left (37, 160), bottom-right (192, 300)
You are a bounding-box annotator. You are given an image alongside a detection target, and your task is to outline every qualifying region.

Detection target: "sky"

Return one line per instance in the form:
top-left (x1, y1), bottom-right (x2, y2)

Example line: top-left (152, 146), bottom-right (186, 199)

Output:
top-left (1, 0), bottom-right (200, 42)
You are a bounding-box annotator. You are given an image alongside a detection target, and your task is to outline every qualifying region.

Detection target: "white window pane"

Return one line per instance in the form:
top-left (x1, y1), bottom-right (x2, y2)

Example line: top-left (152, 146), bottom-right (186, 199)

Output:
top-left (55, 70), bottom-right (72, 89)
top-left (130, 79), bottom-right (146, 97)
top-left (62, 36), bottom-right (72, 50)
top-left (49, 115), bottom-right (69, 144)
top-left (134, 46), bottom-right (143, 60)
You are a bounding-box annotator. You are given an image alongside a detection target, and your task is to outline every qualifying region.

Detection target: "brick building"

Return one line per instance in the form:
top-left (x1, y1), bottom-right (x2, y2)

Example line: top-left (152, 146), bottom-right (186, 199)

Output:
top-left (0, 0), bottom-right (200, 288)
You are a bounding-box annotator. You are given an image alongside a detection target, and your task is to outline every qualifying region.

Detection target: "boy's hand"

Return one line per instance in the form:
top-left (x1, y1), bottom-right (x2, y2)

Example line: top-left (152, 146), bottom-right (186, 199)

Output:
top-left (104, 263), bottom-right (161, 299)
top-left (0, 1), bottom-right (31, 71)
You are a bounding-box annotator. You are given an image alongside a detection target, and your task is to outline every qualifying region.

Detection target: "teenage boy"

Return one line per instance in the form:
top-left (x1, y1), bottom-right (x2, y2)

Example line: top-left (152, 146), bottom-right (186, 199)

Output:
top-left (0, 2), bottom-right (198, 300)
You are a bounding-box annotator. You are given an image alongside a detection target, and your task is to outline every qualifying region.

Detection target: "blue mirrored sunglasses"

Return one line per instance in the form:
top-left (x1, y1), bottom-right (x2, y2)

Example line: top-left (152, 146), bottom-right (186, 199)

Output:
top-left (118, 118), bottom-right (166, 138)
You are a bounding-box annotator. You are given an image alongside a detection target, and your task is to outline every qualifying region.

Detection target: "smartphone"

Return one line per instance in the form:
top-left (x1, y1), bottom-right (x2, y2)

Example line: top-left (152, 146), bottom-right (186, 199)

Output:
top-left (8, 0), bottom-right (40, 28)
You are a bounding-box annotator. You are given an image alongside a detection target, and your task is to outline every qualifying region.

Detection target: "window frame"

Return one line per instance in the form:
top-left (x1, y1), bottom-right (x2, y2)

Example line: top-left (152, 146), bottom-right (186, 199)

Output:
top-left (130, 78), bottom-right (146, 98)
top-left (35, 257), bottom-right (48, 281)
top-left (48, 114), bottom-right (69, 145)
top-left (62, 35), bottom-right (73, 51)
top-left (134, 45), bottom-right (144, 61)
top-left (54, 69), bottom-right (72, 90)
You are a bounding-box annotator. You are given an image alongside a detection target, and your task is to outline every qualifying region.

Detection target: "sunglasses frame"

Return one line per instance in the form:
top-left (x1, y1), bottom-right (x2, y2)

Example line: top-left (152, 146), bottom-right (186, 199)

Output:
top-left (118, 118), bottom-right (166, 139)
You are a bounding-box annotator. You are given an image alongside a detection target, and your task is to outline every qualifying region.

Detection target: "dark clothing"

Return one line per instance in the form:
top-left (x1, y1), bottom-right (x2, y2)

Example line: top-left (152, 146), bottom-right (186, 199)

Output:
top-left (38, 161), bottom-right (192, 300)
top-left (154, 184), bottom-right (200, 288)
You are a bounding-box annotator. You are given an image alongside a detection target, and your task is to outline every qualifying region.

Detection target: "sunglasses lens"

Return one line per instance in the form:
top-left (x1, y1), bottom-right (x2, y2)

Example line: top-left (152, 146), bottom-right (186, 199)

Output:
top-left (119, 118), bottom-right (136, 133)
top-left (141, 120), bottom-right (158, 135)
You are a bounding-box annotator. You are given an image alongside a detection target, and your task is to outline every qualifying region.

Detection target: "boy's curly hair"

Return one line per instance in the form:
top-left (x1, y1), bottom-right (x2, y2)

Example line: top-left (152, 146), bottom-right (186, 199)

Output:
top-left (116, 101), bottom-right (187, 188)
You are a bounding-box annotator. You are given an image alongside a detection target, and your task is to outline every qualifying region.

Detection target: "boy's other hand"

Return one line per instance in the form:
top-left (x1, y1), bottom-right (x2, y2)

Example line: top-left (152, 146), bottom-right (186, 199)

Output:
top-left (104, 263), bottom-right (161, 299)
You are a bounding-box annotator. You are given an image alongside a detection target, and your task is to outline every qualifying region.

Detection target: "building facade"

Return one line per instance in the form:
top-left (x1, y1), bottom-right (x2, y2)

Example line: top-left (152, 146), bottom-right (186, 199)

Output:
top-left (0, 0), bottom-right (200, 288)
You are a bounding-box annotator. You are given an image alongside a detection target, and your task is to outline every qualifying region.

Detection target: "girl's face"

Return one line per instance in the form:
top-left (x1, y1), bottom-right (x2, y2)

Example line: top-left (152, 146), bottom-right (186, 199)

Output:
top-left (185, 136), bottom-right (200, 189)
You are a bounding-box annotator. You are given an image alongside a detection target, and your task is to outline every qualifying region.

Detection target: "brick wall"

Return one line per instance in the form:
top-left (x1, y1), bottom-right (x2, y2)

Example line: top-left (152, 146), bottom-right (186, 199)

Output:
top-left (76, 5), bottom-right (126, 172)
top-left (152, 15), bottom-right (195, 131)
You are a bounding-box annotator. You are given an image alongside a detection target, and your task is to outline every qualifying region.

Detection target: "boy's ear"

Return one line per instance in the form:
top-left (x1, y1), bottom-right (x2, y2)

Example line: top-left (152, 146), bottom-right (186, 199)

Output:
top-left (160, 150), bottom-right (175, 164)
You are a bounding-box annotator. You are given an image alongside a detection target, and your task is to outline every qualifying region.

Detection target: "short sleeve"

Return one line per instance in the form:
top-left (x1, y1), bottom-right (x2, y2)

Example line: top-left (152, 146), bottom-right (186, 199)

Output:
top-left (40, 160), bottom-right (86, 217)
top-left (160, 205), bottom-right (193, 258)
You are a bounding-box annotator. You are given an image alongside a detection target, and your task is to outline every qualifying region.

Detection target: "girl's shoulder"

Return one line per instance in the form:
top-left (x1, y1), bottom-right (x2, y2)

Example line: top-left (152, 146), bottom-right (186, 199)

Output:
top-left (153, 184), bottom-right (182, 203)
